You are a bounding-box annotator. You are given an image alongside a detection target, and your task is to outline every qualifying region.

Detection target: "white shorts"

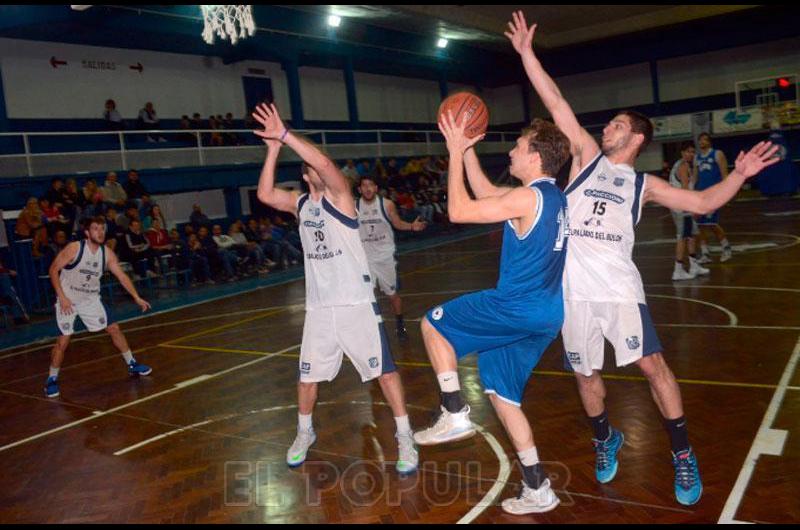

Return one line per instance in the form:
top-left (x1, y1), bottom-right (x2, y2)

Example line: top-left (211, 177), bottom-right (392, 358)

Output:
top-left (562, 300), bottom-right (663, 377)
top-left (55, 297), bottom-right (114, 336)
top-left (368, 257), bottom-right (398, 296)
top-left (299, 303), bottom-right (396, 383)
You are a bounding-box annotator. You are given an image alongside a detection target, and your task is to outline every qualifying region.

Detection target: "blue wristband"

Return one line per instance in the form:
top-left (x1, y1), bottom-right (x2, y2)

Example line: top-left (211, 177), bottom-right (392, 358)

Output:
top-left (280, 128), bottom-right (290, 142)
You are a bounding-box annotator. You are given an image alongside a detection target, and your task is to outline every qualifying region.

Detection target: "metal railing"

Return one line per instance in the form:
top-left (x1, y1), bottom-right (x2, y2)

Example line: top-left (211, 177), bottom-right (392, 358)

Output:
top-left (0, 128), bottom-right (519, 178)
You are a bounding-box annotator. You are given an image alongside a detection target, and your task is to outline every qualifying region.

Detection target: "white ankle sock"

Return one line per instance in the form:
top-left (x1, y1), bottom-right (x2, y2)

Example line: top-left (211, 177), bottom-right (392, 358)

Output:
top-left (517, 446), bottom-right (540, 467)
top-left (394, 415), bottom-right (411, 434)
top-left (121, 350), bottom-right (134, 364)
top-left (298, 413), bottom-right (313, 431)
top-left (437, 371), bottom-right (460, 393)
top-left (49, 367), bottom-right (60, 379)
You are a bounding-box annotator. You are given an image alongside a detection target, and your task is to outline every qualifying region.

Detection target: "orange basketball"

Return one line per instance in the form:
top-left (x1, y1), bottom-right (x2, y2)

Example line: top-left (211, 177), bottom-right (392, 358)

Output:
top-left (437, 92), bottom-right (489, 138)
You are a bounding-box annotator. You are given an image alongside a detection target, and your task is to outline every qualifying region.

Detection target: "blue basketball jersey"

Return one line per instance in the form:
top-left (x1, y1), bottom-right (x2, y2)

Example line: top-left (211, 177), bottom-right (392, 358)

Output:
top-left (695, 148), bottom-right (722, 191)
top-left (495, 178), bottom-right (569, 312)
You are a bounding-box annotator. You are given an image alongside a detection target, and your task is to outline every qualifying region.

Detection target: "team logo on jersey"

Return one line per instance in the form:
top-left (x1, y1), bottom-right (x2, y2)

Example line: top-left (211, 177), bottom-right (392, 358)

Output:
top-left (625, 336), bottom-right (640, 350)
top-left (566, 351), bottom-right (581, 365)
top-left (613, 177), bottom-right (625, 187)
top-left (98, 317), bottom-right (105, 325)
top-left (583, 217), bottom-right (602, 227)
top-left (311, 207), bottom-right (321, 217)
top-left (584, 189), bottom-right (625, 204)
top-left (431, 306), bottom-right (444, 321)
top-left (368, 357), bottom-right (379, 369)
top-left (61, 322), bottom-right (71, 331)
top-left (597, 173), bottom-right (607, 182)
top-left (300, 362), bottom-right (311, 374)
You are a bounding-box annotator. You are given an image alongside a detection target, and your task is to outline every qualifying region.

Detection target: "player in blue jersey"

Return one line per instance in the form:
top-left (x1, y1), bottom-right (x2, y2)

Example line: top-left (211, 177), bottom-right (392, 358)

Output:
top-left (694, 133), bottom-right (733, 262)
top-left (412, 113), bottom-right (571, 515)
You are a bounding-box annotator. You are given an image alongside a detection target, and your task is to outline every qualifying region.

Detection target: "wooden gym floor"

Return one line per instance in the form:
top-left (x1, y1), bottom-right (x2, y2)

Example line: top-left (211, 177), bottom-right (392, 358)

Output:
top-left (0, 196), bottom-right (798, 523)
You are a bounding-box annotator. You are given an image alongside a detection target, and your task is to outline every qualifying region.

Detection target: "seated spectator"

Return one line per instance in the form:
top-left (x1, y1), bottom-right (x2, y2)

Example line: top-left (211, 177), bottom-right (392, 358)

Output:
top-left (179, 115), bottom-right (195, 143)
top-left (137, 102), bottom-right (166, 142)
top-left (39, 198), bottom-right (70, 237)
top-left (183, 223), bottom-right (196, 240)
top-left (208, 115), bottom-right (224, 146)
top-left (44, 178), bottom-right (67, 210)
top-left (82, 179), bottom-right (100, 204)
top-left (45, 230), bottom-right (70, 264)
top-left (122, 220), bottom-right (157, 278)
top-left (102, 171), bottom-right (128, 209)
top-left (123, 169), bottom-right (148, 204)
top-left (394, 188), bottom-right (418, 222)
top-left (145, 218), bottom-right (172, 254)
top-left (230, 222), bottom-right (268, 273)
top-left (341, 159), bottom-right (359, 180)
top-left (64, 178), bottom-right (85, 229)
top-left (84, 192), bottom-right (108, 220)
top-left (413, 188), bottom-right (435, 224)
top-left (14, 197), bottom-right (44, 241)
top-left (191, 112), bottom-right (203, 130)
top-left (212, 224), bottom-right (245, 269)
top-left (31, 224), bottom-right (50, 259)
top-left (103, 99), bottom-right (124, 130)
top-left (190, 204), bottom-right (211, 231)
top-left (104, 208), bottom-right (122, 252)
top-left (0, 259), bottom-right (30, 324)
top-left (171, 230), bottom-right (211, 285)
top-left (139, 195), bottom-right (154, 226)
top-left (357, 160), bottom-right (372, 178)
top-left (116, 205), bottom-right (139, 232)
top-left (144, 204), bottom-right (166, 231)
top-left (198, 226), bottom-right (236, 281)
top-left (223, 112), bottom-right (240, 145)
top-left (244, 218), bottom-right (278, 268)
top-left (261, 217), bottom-right (301, 267)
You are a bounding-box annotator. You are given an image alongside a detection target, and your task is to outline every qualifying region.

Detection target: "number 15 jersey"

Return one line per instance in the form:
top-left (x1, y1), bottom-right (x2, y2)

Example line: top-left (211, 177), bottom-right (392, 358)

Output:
top-left (562, 154), bottom-right (649, 304)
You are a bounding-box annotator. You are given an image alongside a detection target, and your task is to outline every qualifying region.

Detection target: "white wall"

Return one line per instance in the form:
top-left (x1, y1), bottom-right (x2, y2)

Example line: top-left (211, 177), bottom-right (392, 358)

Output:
top-left (299, 66), bottom-right (348, 122)
top-left (355, 72), bottom-right (441, 123)
top-left (548, 63), bottom-right (654, 116)
top-left (659, 37), bottom-right (800, 102)
top-left (0, 38), bottom-right (290, 120)
top-left (484, 84), bottom-right (524, 125)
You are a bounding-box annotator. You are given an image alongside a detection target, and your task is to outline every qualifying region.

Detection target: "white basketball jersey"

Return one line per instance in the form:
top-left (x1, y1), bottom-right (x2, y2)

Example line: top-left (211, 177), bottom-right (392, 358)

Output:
top-left (563, 154), bottom-right (648, 304)
top-left (297, 193), bottom-right (374, 309)
top-left (60, 240), bottom-right (106, 303)
top-left (668, 159), bottom-right (693, 216)
top-left (356, 196), bottom-right (396, 260)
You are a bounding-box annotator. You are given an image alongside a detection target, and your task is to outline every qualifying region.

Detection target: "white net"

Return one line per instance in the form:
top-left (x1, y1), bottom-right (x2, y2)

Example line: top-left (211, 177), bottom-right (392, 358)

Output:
top-left (201, 5), bottom-right (256, 45)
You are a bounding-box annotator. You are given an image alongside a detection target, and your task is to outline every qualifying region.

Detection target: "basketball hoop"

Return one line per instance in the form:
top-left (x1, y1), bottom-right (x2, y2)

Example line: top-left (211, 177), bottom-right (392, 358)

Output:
top-left (201, 5), bottom-right (256, 45)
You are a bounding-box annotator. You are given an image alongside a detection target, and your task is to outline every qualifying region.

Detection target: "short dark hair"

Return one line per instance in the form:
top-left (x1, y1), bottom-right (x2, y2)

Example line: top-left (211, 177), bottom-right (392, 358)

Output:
top-left (521, 119), bottom-right (571, 176)
top-left (698, 132), bottom-right (712, 143)
top-left (680, 140), bottom-right (695, 151)
top-left (359, 175), bottom-right (377, 186)
top-left (618, 110), bottom-right (654, 154)
top-left (82, 216), bottom-right (106, 231)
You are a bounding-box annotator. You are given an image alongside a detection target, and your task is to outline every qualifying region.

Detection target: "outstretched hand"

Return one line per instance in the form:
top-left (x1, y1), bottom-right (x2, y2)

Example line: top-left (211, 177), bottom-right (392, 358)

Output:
top-left (734, 141), bottom-right (780, 180)
top-left (438, 110), bottom-right (485, 156)
top-left (252, 103), bottom-right (287, 144)
top-left (504, 10), bottom-right (536, 56)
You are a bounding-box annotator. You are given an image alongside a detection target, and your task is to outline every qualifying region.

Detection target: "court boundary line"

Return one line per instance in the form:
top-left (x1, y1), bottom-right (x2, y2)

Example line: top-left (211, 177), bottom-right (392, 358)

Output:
top-left (718, 333), bottom-right (800, 524)
top-left (0, 343), bottom-right (299, 454)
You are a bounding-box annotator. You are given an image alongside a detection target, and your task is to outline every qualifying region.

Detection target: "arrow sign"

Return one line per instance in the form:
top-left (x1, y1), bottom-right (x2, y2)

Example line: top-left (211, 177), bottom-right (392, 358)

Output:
top-left (50, 56), bottom-right (67, 69)
top-left (129, 62), bottom-right (143, 73)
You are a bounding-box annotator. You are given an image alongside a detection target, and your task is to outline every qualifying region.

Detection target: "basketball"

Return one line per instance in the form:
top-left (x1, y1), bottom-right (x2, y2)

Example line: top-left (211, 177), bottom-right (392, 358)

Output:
top-left (437, 92), bottom-right (489, 138)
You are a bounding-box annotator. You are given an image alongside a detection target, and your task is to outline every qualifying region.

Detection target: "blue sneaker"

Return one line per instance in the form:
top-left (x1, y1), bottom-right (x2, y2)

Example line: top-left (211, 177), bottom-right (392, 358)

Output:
top-left (44, 377), bottom-right (60, 398)
top-left (672, 448), bottom-right (703, 506)
top-left (593, 428), bottom-right (624, 484)
top-left (128, 360), bottom-right (152, 376)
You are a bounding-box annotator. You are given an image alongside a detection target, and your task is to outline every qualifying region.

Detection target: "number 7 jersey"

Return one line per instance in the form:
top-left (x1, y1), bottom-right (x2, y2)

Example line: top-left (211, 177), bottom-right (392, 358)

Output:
top-left (563, 153), bottom-right (648, 304)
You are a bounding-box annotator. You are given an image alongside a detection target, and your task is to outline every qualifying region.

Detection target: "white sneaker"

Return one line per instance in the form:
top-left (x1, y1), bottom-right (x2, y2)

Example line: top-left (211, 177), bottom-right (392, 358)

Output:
top-left (501, 479), bottom-right (560, 515)
top-left (395, 431), bottom-right (419, 475)
top-left (413, 405), bottom-right (475, 446)
top-left (689, 257), bottom-right (710, 276)
top-left (286, 428), bottom-right (316, 467)
top-left (672, 263), bottom-right (696, 281)
top-left (697, 254), bottom-right (712, 265)
top-left (721, 247), bottom-right (733, 262)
